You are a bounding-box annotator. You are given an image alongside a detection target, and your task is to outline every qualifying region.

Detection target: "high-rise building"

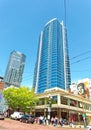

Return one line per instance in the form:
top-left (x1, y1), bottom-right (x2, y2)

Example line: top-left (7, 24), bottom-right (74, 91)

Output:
top-left (33, 18), bottom-right (71, 93)
top-left (4, 50), bottom-right (26, 88)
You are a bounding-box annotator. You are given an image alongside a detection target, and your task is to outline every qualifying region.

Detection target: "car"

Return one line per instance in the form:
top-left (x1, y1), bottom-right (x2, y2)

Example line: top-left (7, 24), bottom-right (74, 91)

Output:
top-left (10, 112), bottom-right (24, 120)
top-left (0, 113), bottom-right (5, 120)
top-left (86, 125), bottom-right (91, 130)
top-left (20, 114), bottom-right (35, 123)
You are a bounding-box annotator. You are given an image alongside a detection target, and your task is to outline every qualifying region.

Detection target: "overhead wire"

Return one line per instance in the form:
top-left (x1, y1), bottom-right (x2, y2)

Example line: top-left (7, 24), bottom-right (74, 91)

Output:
top-left (70, 50), bottom-right (91, 60)
top-left (63, 0), bottom-right (91, 66)
top-left (63, 0), bottom-right (91, 75)
top-left (71, 56), bottom-right (91, 64)
top-left (63, 1), bottom-right (91, 66)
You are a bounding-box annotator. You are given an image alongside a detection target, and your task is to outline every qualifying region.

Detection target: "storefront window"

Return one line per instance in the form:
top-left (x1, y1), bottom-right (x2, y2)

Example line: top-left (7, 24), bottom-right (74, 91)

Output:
top-left (61, 96), bottom-right (68, 105)
top-left (78, 101), bottom-right (83, 108)
top-left (52, 95), bottom-right (57, 104)
top-left (46, 95), bottom-right (57, 106)
top-left (85, 103), bottom-right (89, 110)
top-left (70, 99), bottom-right (77, 107)
top-left (78, 101), bottom-right (87, 109)
top-left (37, 98), bottom-right (45, 105)
top-left (69, 113), bottom-right (78, 122)
top-left (89, 105), bottom-right (91, 110)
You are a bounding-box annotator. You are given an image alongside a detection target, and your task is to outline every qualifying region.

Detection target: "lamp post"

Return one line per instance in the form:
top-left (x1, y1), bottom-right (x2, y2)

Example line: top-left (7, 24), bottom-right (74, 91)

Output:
top-left (82, 113), bottom-right (86, 128)
top-left (47, 94), bottom-right (52, 124)
top-left (82, 102), bottom-right (86, 128)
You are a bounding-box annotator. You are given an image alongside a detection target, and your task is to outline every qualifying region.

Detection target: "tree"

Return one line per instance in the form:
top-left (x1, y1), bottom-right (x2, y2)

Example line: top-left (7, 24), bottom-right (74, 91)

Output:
top-left (3, 86), bottom-right (38, 113)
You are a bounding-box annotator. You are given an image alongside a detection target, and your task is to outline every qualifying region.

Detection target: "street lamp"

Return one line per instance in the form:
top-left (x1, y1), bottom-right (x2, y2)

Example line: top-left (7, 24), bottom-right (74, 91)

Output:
top-left (47, 94), bottom-right (52, 124)
top-left (82, 102), bottom-right (86, 128)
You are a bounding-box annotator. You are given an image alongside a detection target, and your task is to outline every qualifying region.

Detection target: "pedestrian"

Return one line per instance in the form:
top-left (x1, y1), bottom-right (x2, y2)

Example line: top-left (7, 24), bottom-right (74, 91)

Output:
top-left (70, 118), bottom-right (74, 128)
top-left (53, 116), bottom-right (58, 126)
top-left (59, 117), bottom-right (63, 127)
top-left (44, 116), bottom-right (47, 125)
top-left (51, 116), bottom-right (54, 125)
top-left (39, 115), bottom-right (44, 124)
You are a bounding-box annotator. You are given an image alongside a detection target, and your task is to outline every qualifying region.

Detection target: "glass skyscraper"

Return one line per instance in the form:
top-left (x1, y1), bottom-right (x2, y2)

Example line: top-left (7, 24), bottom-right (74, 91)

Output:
top-left (4, 50), bottom-right (26, 88)
top-left (33, 18), bottom-right (71, 93)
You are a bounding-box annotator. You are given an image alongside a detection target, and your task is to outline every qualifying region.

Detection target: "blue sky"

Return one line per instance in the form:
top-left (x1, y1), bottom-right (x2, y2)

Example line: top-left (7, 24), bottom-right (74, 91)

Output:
top-left (0, 0), bottom-right (91, 88)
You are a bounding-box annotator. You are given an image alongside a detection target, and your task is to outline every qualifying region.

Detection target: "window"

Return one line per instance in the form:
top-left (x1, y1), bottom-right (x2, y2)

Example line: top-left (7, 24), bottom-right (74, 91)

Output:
top-left (37, 98), bottom-right (45, 105)
top-left (52, 96), bottom-right (57, 104)
top-left (70, 99), bottom-right (77, 107)
top-left (61, 96), bottom-right (68, 105)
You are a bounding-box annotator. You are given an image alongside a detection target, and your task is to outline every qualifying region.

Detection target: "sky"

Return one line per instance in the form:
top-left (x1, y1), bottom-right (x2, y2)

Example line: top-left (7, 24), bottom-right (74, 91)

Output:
top-left (0, 0), bottom-right (91, 88)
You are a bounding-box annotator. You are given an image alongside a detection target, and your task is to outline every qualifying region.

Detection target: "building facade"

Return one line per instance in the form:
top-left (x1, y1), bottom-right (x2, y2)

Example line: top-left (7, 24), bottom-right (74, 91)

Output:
top-left (35, 87), bottom-right (91, 126)
top-left (33, 18), bottom-right (71, 93)
top-left (4, 50), bottom-right (26, 88)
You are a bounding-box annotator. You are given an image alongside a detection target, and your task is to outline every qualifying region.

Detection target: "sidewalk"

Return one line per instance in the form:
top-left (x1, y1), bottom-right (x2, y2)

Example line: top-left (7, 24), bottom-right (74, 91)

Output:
top-left (49, 124), bottom-right (86, 129)
top-left (63, 125), bottom-right (85, 128)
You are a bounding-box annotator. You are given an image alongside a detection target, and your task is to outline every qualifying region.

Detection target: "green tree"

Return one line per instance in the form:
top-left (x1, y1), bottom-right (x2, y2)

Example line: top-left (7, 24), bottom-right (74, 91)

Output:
top-left (3, 86), bottom-right (38, 113)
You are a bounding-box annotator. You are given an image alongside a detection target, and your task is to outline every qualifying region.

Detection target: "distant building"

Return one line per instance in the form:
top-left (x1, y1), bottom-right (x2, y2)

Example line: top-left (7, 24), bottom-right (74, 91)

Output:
top-left (4, 50), bottom-right (26, 88)
top-left (33, 18), bottom-right (71, 93)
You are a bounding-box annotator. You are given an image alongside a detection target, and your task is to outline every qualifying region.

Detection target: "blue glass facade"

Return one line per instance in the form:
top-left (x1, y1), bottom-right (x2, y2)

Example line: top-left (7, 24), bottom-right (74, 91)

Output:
top-left (4, 50), bottom-right (26, 88)
top-left (33, 18), bottom-right (71, 93)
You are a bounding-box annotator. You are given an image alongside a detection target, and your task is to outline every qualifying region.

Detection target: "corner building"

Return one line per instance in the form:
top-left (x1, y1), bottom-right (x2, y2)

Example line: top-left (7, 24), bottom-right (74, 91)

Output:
top-left (35, 88), bottom-right (91, 126)
top-left (33, 18), bottom-right (71, 93)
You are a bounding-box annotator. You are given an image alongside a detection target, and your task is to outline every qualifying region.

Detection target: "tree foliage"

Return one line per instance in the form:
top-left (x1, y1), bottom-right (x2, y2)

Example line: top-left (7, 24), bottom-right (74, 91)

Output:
top-left (3, 86), bottom-right (38, 113)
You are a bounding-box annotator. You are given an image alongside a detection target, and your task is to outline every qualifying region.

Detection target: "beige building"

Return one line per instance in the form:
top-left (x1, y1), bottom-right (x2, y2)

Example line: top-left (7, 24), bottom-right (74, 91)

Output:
top-left (35, 87), bottom-right (91, 125)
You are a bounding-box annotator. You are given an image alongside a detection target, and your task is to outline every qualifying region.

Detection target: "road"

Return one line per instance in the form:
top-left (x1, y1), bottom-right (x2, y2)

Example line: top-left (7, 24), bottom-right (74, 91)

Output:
top-left (0, 118), bottom-right (86, 130)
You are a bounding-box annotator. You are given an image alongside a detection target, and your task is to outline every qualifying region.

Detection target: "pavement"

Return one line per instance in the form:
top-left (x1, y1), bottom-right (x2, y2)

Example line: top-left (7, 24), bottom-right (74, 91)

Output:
top-left (48, 124), bottom-right (86, 129)
top-left (0, 118), bottom-right (87, 130)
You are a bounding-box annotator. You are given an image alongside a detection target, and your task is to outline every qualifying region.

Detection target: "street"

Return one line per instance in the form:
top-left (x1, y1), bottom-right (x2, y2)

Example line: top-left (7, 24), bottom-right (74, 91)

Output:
top-left (0, 118), bottom-right (86, 130)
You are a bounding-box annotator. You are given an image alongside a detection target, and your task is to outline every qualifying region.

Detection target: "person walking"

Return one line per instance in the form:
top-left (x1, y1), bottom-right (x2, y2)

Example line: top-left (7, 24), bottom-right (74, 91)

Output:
top-left (53, 116), bottom-right (58, 126)
top-left (59, 117), bottom-right (64, 127)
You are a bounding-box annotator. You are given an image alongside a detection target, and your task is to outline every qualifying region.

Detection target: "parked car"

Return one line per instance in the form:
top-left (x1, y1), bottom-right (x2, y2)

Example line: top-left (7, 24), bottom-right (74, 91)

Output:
top-left (86, 125), bottom-right (91, 130)
top-left (10, 112), bottom-right (24, 120)
top-left (0, 113), bottom-right (5, 120)
top-left (20, 114), bottom-right (35, 123)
